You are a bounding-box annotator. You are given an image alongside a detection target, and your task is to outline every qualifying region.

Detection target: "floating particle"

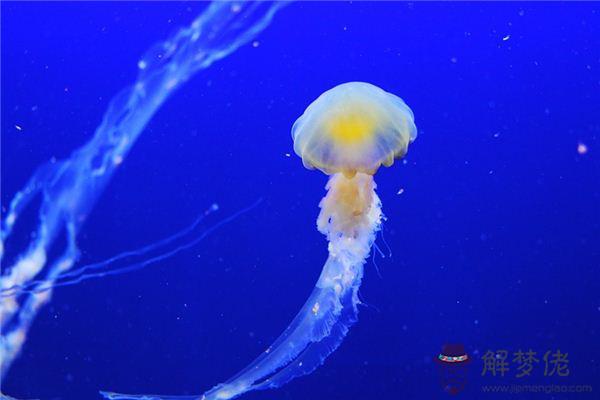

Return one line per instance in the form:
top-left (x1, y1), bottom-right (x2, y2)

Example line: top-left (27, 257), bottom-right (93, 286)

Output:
top-left (577, 142), bottom-right (588, 155)
top-left (311, 302), bottom-right (320, 315)
top-left (502, 34), bottom-right (511, 41)
top-left (137, 60), bottom-right (147, 70)
top-left (285, 153), bottom-right (291, 157)
top-left (15, 124), bottom-right (22, 131)
top-left (450, 56), bottom-right (458, 64)
top-left (397, 188), bottom-right (404, 195)
top-left (252, 40), bottom-right (260, 48)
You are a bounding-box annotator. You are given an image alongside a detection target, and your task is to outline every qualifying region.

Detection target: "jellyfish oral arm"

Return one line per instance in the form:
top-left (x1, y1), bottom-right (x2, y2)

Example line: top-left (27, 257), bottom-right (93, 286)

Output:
top-left (103, 172), bottom-right (382, 400)
top-left (203, 173), bottom-right (382, 400)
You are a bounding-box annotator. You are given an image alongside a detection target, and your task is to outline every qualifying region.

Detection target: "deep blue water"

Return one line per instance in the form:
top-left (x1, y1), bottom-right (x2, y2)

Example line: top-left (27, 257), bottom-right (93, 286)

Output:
top-left (2, 2), bottom-right (599, 400)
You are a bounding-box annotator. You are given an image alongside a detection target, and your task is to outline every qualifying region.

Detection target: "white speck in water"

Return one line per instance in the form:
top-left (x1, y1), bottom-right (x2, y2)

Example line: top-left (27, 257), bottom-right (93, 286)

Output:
top-left (577, 142), bottom-right (588, 155)
top-left (15, 124), bottom-right (22, 131)
top-left (450, 56), bottom-right (458, 64)
top-left (502, 34), bottom-right (511, 41)
top-left (397, 188), bottom-right (405, 195)
top-left (285, 153), bottom-right (291, 157)
top-left (138, 60), bottom-right (147, 70)
top-left (252, 41), bottom-right (260, 48)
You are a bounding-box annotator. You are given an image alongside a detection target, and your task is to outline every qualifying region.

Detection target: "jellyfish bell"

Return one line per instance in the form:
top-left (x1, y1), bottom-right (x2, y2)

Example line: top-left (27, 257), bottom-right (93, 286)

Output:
top-left (292, 81), bottom-right (417, 178)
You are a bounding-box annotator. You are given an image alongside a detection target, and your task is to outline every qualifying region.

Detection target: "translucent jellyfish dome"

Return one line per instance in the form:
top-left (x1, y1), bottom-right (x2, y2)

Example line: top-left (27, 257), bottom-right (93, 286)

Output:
top-left (292, 82), bottom-right (417, 176)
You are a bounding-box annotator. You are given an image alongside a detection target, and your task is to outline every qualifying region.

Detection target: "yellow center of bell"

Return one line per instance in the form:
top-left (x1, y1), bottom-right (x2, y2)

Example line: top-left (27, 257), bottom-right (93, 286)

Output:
top-left (326, 111), bottom-right (376, 145)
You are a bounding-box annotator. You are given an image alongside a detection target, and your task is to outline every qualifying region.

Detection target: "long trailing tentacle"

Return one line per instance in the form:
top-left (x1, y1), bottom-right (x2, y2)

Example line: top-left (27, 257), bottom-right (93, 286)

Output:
top-left (203, 174), bottom-right (382, 400)
top-left (1, 200), bottom-right (262, 298)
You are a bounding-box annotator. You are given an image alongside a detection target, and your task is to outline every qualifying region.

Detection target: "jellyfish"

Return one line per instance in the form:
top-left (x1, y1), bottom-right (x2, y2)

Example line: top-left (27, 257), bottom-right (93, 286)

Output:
top-left (103, 82), bottom-right (417, 400)
top-left (0, 1), bottom-right (284, 381)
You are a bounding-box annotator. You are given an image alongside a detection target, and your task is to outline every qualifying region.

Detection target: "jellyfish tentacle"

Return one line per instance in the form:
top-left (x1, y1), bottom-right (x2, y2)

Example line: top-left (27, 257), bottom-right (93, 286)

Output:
top-left (242, 175), bottom-right (381, 394)
top-left (1, 1), bottom-right (284, 379)
top-left (0, 204), bottom-right (215, 297)
top-left (103, 174), bottom-right (381, 400)
top-left (212, 246), bottom-right (372, 398)
top-left (207, 258), bottom-right (366, 398)
top-left (1, 199), bottom-right (261, 298)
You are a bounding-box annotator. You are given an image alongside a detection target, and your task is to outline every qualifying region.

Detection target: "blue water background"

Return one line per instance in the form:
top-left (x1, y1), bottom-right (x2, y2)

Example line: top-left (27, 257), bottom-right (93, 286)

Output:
top-left (2, 2), bottom-right (599, 399)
